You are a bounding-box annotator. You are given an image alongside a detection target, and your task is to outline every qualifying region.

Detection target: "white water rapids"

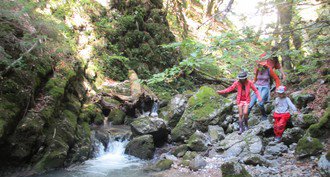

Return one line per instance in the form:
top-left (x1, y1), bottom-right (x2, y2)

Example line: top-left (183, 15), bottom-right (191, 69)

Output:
top-left (38, 139), bottom-right (150, 177)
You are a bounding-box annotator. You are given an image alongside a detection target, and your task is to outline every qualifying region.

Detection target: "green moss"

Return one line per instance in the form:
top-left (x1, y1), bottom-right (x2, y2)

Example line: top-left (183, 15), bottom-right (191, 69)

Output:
top-left (63, 110), bottom-right (78, 128)
top-left (302, 114), bottom-right (318, 126)
top-left (154, 159), bottom-right (173, 171)
top-left (187, 86), bottom-right (221, 121)
top-left (296, 136), bottom-right (323, 157)
top-left (0, 118), bottom-right (6, 138)
top-left (45, 78), bottom-right (66, 99)
top-left (109, 109), bottom-right (125, 125)
top-left (221, 161), bottom-right (252, 177)
top-left (308, 108), bottom-right (330, 138)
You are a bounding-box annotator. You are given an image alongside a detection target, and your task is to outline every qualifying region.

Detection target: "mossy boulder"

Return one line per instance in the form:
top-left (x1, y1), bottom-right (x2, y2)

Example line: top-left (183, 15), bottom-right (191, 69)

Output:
top-left (172, 144), bottom-right (189, 157)
top-left (151, 159), bottom-right (173, 171)
top-left (125, 135), bottom-right (155, 160)
top-left (290, 91), bottom-right (315, 109)
top-left (79, 104), bottom-right (103, 125)
top-left (187, 130), bottom-right (210, 152)
top-left (292, 114), bottom-right (318, 129)
top-left (171, 86), bottom-right (232, 142)
top-left (295, 136), bottom-right (323, 158)
top-left (307, 108), bottom-right (330, 138)
top-left (221, 160), bottom-right (252, 177)
top-left (109, 109), bottom-right (126, 125)
top-left (282, 127), bottom-right (305, 145)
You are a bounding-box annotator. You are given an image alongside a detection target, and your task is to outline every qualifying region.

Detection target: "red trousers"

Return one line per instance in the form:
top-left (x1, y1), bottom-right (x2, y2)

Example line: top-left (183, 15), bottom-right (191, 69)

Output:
top-left (273, 112), bottom-right (291, 137)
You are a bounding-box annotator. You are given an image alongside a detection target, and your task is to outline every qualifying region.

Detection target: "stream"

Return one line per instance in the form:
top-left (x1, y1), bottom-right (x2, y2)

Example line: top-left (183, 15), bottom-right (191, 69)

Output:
top-left (35, 138), bottom-right (151, 177)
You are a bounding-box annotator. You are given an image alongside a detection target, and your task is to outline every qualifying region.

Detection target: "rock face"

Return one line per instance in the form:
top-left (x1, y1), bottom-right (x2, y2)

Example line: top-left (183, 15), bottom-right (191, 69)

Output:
top-left (125, 135), bottom-right (155, 160)
top-left (264, 142), bottom-right (288, 157)
top-left (171, 86), bottom-right (233, 142)
top-left (221, 160), bottom-right (252, 177)
top-left (130, 117), bottom-right (168, 146)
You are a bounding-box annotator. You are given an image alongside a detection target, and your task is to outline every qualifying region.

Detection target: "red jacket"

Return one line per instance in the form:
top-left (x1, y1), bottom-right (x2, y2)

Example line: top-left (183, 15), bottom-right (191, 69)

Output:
top-left (217, 80), bottom-right (261, 104)
top-left (253, 64), bottom-right (281, 88)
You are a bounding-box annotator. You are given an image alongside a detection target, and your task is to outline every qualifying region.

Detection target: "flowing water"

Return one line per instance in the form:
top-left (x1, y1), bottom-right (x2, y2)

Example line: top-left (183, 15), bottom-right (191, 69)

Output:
top-left (36, 139), bottom-right (151, 177)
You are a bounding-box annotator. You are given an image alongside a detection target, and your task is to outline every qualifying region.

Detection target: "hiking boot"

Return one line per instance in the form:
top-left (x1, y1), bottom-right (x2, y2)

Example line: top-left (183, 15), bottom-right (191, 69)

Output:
top-left (244, 118), bottom-right (249, 130)
top-left (274, 137), bottom-right (281, 143)
top-left (260, 106), bottom-right (267, 121)
top-left (238, 121), bottom-right (244, 135)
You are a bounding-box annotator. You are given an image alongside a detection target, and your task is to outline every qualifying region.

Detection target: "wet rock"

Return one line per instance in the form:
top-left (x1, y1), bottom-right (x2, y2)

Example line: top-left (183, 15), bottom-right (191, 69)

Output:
top-left (187, 130), bottom-right (210, 152)
top-left (172, 144), bottom-right (188, 157)
top-left (208, 125), bottom-right (225, 143)
top-left (282, 127), bottom-right (305, 145)
top-left (264, 142), bottom-right (288, 157)
top-left (242, 154), bottom-right (270, 167)
top-left (130, 117), bottom-right (168, 146)
top-left (171, 86), bottom-right (233, 142)
top-left (221, 160), bottom-right (252, 177)
top-left (295, 136), bottom-right (323, 158)
top-left (125, 135), bottom-right (155, 160)
top-left (95, 129), bottom-right (109, 149)
top-left (290, 91), bottom-right (315, 109)
top-left (189, 155), bottom-right (207, 171)
top-left (318, 154), bottom-right (330, 177)
top-left (160, 94), bottom-right (188, 128)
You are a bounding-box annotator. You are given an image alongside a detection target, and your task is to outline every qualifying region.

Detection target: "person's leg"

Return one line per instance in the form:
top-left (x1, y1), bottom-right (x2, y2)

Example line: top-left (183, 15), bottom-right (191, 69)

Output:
top-left (238, 104), bottom-right (244, 135)
top-left (243, 103), bottom-right (249, 130)
top-left (277, 113), bottom-right (291, 138)
top-left (258, 87), bottom-right (269, 120)
top-left (248, 93), bottom-right (257, 115)
top-left (273, 113), bottom-right (281, 138)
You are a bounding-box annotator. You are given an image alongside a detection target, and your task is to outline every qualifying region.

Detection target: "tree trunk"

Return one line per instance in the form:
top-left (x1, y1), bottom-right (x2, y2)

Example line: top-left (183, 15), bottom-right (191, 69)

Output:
top-left (206, 0), bottom-right (216, 16)
top-left (276, 0), bottom-right (293, 70)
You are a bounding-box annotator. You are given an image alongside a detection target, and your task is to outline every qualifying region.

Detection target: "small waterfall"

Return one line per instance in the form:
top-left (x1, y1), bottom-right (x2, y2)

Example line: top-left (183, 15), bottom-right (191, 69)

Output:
top-left (38, 132), bottom-right (149, 177)
top-left (150, 101), bottom-right (159, 117)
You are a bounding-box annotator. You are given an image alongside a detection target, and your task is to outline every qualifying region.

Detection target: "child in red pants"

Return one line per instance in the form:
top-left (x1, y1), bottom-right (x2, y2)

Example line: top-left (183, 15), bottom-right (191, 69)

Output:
top-left (273, 86), bottom-right (298, 143)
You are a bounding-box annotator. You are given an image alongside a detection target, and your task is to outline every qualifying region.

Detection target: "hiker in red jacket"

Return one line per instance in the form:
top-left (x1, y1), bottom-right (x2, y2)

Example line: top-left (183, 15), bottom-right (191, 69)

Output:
top-left (259, 46), bottom-right (286, 81)
top-left (217, 71), bottom-right (262, 135)
top-left (248, 62), bottom-right (281, 120)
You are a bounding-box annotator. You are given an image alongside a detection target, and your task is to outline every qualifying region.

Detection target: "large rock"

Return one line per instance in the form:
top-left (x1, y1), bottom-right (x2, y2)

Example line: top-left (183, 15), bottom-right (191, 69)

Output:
top-left (187, 130), bottom-right (210, 152)
top-left (264, 142), bottom-right (288, 158)
top-left (290, 91), bottom-right (315, 109)
top-left (318, 154), bottom-right (330, 177)
top-left (171, 86), bottom-right (233, 142)
top-left (295, 136), bottom-right (323, 158)
top-left (172, 144), bottom-right (189, 157)
top-left (291, 114), bottom-right (318, 129)
top-left (216, 131), bottom-right (263, 158)
top-left (160, 94), bottom-right (189, 128)
top-left (282, 127), bottom-right (305, 145)
top-left (307, 108), bottom-right (330, 138)
top-left (221, 160), bottom-right (252, 177)
top-left (151, 159), bottom-right (173, 171)
top-left (242, 154), bottom-right (270, 167)
top-left (130, 117), bottom-right (168, 146)
top-left (189, 155), bottom-right (207, 171)
top-left (125, 135), bottom-right (155, 159)
top-left (109, 109), bottom-right (126, 125)
top-left (208, 125), bottom-right (225, 143)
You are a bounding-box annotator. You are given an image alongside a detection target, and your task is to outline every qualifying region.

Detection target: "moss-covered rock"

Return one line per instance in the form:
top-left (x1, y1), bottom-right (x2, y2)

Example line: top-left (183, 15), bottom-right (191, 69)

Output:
top-left (171, 86), bottom-right (232, 142)
top-left (307, 108), bottom-right (330, 138)
top-left (79, 103), bottom-right (103, 125)
top-left (172, 144), bottom-right (189, 157)
top-left (290, 91), bottom-right (315, 109)
top-left (109, 109), bottom-right (126, 125)
top-left (295, 136), bottom-right (323, 158)
top-left (152, 159), bottom-right (173, 171)
top-left (221, 160), bottom-right (252, 177)
top-left (125, 135), bottom-right (155, 160)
